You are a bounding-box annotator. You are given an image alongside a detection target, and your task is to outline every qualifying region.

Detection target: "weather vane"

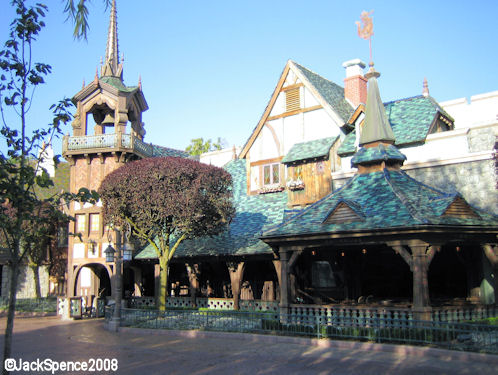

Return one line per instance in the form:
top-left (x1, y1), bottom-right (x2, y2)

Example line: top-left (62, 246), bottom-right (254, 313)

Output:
top-left (356, 10), bottom-right (374, 69)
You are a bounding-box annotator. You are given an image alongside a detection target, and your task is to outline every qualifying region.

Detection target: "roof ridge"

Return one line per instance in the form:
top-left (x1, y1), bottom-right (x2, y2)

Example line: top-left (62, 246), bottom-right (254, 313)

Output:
top-left (291, 61), bottom-right (344, 89)
top-left (382, 169), bottom-right (429, 224)
top-left (383, 94), bottom-right (425, 106)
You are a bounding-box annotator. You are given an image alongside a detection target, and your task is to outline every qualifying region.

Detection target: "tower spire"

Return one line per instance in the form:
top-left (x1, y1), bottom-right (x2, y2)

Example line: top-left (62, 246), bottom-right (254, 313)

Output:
top-left (101, 0), bottom-right (122, 79)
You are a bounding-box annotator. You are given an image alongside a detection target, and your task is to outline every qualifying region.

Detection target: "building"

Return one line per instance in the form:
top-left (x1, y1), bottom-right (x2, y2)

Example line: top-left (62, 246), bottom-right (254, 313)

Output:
top-left (62, 0), bottom-right (187, 309)
top-left (61, 2), bottom-right (497, 319)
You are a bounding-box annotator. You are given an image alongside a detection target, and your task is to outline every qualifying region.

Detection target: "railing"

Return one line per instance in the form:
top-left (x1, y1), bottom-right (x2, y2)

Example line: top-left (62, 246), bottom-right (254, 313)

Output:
top-left (0, 297), bottom-right (57, 313)
top-left (107, 307), bottom-right (498, 354)
top-left (64, 133), bottom-right (154, 157)
top-left (289, 304), bottom-right (498, 323)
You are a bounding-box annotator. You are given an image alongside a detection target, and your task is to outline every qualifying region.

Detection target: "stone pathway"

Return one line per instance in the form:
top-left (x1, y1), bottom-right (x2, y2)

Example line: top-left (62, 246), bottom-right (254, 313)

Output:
top-left (1, 316), bottom-right (497, 374)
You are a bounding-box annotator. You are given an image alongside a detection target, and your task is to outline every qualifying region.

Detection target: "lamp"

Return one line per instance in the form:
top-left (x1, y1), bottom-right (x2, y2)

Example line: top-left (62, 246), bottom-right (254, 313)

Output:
top-left (104, 244), bottom-right (116, 263)
top-left (122, 241), bottom-right (134, 261)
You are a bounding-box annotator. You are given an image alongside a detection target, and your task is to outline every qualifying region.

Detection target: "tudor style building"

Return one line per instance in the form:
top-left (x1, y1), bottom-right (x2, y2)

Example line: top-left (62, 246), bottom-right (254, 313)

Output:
top-left (135, 58), bottom-right (497, 319)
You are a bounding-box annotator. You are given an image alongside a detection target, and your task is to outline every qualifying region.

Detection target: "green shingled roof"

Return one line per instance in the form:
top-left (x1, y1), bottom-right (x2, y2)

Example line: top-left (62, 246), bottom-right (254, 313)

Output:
top-left (338, 95), bottom-right (453, 156)
top-left (135, 159), bottom-right (288, 260)
top-left (282, 137), bottom-right (338, 164)
top-left (151, 144), bottom-right (189, 158)
top-left (293, 62), bottom-right (354, 122)
top-left (351, 144), bottom-right (407, 167)
top-left (263, 168), bottom-right (498, 238)
top-left (100, 76), bottom-right (137, 93)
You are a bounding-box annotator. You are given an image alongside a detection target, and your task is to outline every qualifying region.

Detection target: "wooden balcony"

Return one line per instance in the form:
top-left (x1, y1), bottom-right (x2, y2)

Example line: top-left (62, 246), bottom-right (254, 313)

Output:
top-left (62, 133), bottom-right (154, 158)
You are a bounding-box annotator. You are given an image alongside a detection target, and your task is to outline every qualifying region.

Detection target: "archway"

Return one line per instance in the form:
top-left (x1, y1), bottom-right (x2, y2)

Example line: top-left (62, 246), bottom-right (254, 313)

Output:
top-left (72, 263), bottom-right (112, 302)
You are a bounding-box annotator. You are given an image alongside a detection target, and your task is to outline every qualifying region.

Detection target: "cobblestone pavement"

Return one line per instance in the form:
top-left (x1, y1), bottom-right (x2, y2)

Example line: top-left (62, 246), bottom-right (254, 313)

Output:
top-left (1, 316), bottom-right (497, 375)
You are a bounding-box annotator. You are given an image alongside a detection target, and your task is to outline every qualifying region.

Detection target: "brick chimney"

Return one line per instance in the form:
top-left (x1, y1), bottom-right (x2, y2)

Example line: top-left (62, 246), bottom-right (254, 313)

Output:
top-left (343, 59), bottom-right (367, 108)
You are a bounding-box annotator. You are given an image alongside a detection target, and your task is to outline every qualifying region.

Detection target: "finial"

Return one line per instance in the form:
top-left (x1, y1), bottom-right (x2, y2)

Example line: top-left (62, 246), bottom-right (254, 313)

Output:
top-left (138, 75), bottom-right (142, 90)
top-left (102, 0), bottom-right (120, 77)
top-left (356, 10), bottom-right (374, 68)
top-left (82, 78), bottom-right (85, 89)
top-left (94, 67), bottom-right (99, 83)
top-left (121, 52), bottom-right (124, 63)
top-left (422, 77), bottom-right (429, 97)
top-left (100, 56), bottom-right (103, 66)
top-left (232, 145), bottom-right (237, 160)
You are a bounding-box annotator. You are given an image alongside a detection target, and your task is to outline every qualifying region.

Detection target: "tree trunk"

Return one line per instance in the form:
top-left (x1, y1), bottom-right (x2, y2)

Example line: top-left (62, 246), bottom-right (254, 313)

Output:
top-left (30, 264), bottom-right (41, 299)
top-left (158, 257), bottom-right (168, 311)
top-left (3, 263), bottom-right (20, 375)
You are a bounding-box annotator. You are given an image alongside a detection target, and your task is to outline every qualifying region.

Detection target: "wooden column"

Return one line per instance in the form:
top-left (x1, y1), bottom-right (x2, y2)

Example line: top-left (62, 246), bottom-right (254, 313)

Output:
top-left (411, 243), bottom-right (431, 320)
top-left (227, 262), bottom-right (245, 311)
top-left (390, 241), bottom-right (436, 321)
top-left (186, 263), bottom-right (201, 308)
top-left (278, 248), bottom-right (290, 315)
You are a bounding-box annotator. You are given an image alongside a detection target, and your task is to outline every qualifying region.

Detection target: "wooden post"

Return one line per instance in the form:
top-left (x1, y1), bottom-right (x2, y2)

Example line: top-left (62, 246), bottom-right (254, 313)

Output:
top-left (410, 243), bottom-right (432, 320)
top-left (227, 262), bottom-right (245, 311)
top-left (186, 263), bottom-right (201, 308)
top-left (279, 248), bottom-right (290, 315)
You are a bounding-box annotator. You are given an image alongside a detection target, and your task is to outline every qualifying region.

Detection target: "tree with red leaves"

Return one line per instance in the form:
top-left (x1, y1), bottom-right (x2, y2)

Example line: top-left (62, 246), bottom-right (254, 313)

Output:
top-left (99, 157), bottom-right (234, 310)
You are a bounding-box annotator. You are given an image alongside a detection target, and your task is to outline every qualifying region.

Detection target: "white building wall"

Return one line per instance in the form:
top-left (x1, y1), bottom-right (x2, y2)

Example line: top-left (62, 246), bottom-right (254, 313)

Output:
top-left (199, 147), bottom-right (241, 168)
top-left (441, 90), bottom-right (498, 129)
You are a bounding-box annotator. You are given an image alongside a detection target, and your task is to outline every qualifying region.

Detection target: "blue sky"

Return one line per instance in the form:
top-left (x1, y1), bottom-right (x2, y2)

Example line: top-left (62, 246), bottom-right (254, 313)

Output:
top-left (1, 0), bottom-right (497, 155)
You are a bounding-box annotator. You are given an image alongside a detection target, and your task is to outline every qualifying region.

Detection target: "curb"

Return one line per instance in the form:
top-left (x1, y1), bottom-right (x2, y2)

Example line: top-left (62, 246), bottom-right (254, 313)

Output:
top-left (118, 326), bottom-right (498, 364)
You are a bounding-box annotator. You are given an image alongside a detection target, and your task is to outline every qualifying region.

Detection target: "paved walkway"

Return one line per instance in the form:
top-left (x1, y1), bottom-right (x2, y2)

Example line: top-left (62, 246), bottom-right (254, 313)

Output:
top-left (1, 316), bottom-right (497, 374)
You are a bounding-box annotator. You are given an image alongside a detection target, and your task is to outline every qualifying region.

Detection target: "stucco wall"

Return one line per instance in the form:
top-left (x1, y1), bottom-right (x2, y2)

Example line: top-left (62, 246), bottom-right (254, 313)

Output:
top-left (1, 265), bottom-right (50, 298)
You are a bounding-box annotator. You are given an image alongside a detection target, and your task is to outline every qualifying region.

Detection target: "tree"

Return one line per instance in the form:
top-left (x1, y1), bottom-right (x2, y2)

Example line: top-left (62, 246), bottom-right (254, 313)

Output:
top-left (0, 2), bottom-right (96, 371)
top-left (185, 137), bottom-right (224, 156)
top-left (99, 157), bottom-right (235, 310)
top-left (63, 0), bottom-right (111, 40)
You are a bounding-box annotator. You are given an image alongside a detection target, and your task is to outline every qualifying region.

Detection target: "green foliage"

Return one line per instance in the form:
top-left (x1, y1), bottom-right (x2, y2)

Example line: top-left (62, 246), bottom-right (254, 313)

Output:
top-left (185, 137), bottom-right (224, 156)
top-left (99, 157), bottom-right (234, 310)
top-left (63, 0), bottom-right (111, 40)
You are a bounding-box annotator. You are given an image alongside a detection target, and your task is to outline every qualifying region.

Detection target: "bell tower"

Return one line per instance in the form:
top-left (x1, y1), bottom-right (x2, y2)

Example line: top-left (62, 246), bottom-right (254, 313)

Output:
top-left (63, 0), bottom-right (149, 300)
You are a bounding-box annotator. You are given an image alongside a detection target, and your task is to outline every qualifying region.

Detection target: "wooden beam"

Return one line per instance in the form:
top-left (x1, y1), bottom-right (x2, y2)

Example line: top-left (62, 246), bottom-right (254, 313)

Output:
top-left (287, 249), bottom-right (303, 272)
top-left (267, 105), bottom-right (322, 121)
top-left (390, 245), bottom-right (413, 271)
top-left (250, 156), bottom-right (283, 167)
top-left (281, 83), bottom-right (304, 92)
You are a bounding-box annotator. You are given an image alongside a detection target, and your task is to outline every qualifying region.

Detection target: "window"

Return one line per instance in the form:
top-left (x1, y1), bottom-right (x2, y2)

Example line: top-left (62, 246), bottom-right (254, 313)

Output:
top-left (89, 213), bottom-right (100, 233)
top-left (263, 163), bottom-right (280, 186)
top-left (75, 214), bottom-right (86, 234)
top-left (285, 88), bottom-right (300, 112)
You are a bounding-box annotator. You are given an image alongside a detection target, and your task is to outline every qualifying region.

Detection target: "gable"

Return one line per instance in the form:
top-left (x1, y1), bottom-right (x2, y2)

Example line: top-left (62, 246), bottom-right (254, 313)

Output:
top-left (443, 197), bottom-right (479, 218)
top-left (323, 201), bottom-right (364, 224)
top-left (338, 95), bottom-right (454, 156)
top-left (239, 61), bottom-right (352, 159)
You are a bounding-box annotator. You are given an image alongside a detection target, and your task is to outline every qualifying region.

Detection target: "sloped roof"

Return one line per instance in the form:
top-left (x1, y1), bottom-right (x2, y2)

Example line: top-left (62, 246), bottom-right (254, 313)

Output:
top-left (135, 159), bottom-right (287, 259)
top-left (33, 162), bottom-right (70, 200)
top-left (282, 136), bottom-right (338, 164)
top-left (263, 168), bottom-right (498, 238)
top-left (99, 76), bottom-right (137, 93)
top-left (151, 144), bottom-right (189, 158)
top-left (292, 62), bottom-right (354, 122)
top-left (338, 95), bottom-right (453, 156)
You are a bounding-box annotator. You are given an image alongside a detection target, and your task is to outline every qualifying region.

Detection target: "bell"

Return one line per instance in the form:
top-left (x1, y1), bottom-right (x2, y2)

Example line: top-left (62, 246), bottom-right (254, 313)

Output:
top-left (102, 113), bottom-right (115, 126)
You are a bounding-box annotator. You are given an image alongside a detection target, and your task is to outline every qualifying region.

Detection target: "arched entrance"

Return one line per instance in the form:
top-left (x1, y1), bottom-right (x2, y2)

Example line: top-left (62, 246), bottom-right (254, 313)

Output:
top-left (72, 263), bottom-right (112, 306)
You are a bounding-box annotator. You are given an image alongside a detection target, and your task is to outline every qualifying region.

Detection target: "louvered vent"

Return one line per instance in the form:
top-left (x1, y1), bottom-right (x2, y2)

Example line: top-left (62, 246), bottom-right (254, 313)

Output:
top-left (443, 197), bottom-right (479, 218)
top-left (285, 88), bottom-right (300, 112)
top-left (324, 202), bottom-right (362, 224)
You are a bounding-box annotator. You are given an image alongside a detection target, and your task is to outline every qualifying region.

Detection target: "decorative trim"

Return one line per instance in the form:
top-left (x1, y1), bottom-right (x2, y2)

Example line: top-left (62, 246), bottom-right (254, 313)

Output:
top-left (267, 105), bottom-right (321, 121)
